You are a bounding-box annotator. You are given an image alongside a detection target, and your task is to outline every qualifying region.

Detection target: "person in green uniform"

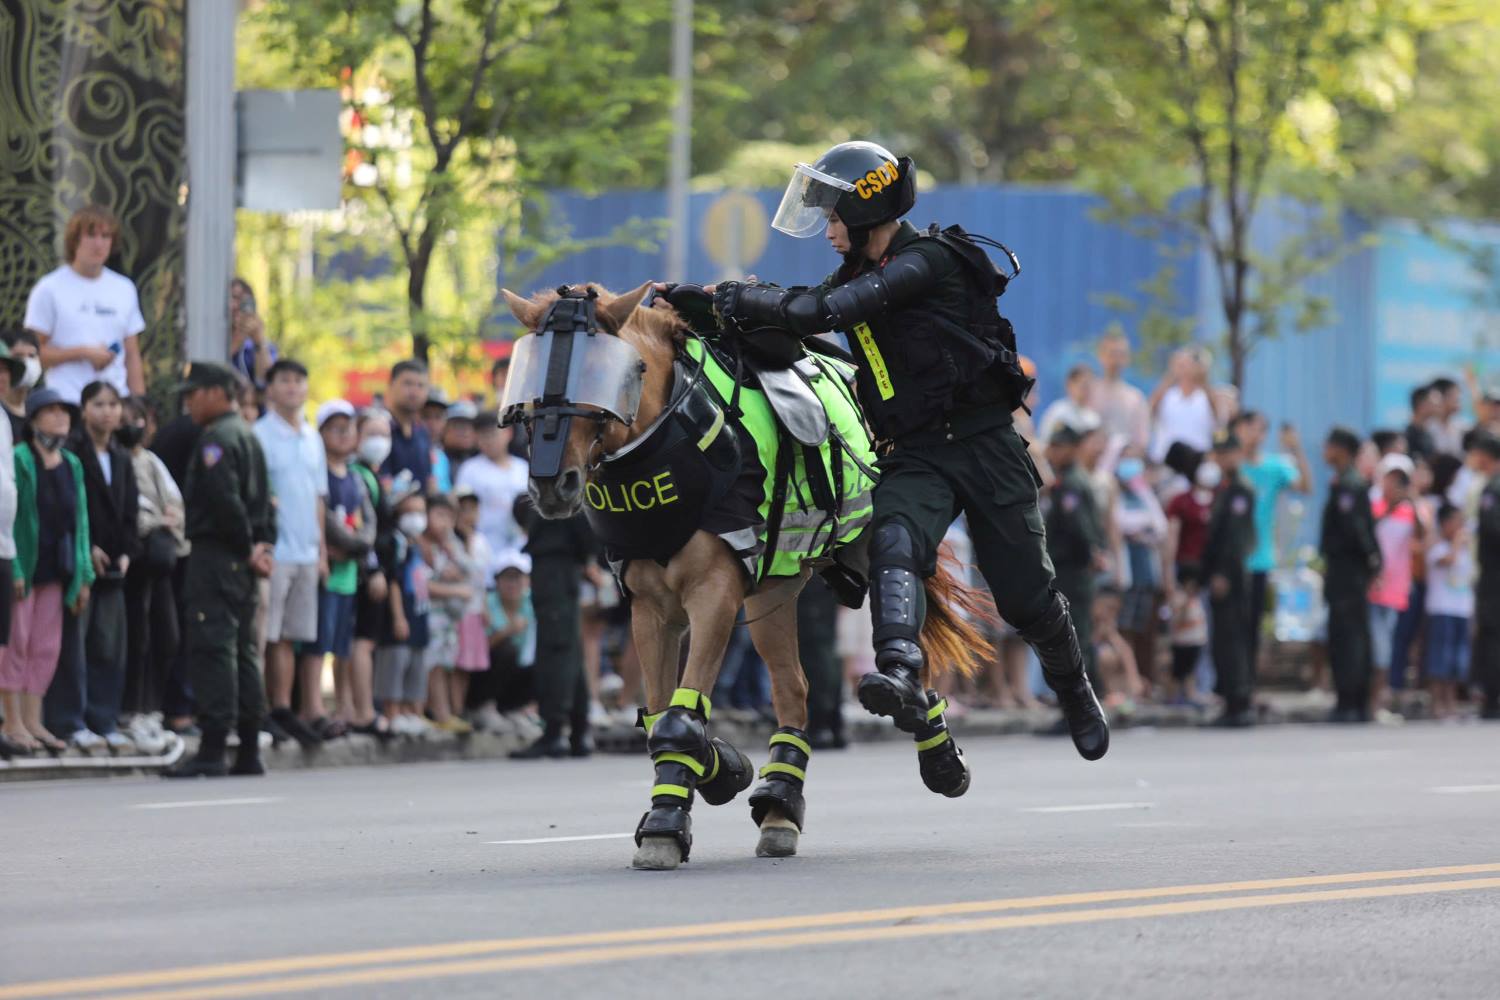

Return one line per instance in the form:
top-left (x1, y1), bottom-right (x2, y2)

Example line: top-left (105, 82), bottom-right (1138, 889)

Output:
top-left (1200, 431), bottom-right (1258, 727)
top-left (1318, 427), bottom-right (1381, 724)
top-left (164, 361), bottom-right (276, 778)
top-left (1468, 432), bottom-right (1500, 718)
top-left (696, 140), bottom-right (1109, 796)
top-left (1043, 426), bottom-right (1105, 693)
top-left (509, 496), bottom-right (598, 760)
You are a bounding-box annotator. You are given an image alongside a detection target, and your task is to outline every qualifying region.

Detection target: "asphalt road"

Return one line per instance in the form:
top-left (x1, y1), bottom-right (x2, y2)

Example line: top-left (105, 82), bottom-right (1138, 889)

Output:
top-left (5, 723), bottom-right (1500, 999)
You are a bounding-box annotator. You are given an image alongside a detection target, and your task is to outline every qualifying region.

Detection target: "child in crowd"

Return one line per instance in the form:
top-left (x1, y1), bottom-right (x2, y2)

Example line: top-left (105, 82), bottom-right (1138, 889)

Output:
top-left (60, 381), bottom-right (138, 751)
top-left (311, 400), bottom-right (375, 740)
top-left (487, 552), bottom-right (536, 714)
top-left (1167, 563), bottom-right (1209, 707)
top-left (1424, 504), bottom-right (1473, 719)
top-left (419, 494), bottom-right (474, 734)
top-left (374, 478), bottom-right (431, 736)
top-left (453, 488), bottom-right (493, 720)
top-left (1, 390), bottom-right (94, 753)
top-left (1369, 455), bottom-right (1421, 717)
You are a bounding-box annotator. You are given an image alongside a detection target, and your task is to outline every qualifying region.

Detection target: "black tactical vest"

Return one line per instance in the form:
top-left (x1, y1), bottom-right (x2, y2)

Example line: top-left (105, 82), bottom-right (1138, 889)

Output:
top-left (839, 223), bottom-right (1025, 440)
top-left (582, 366), bottom-right (742, 564)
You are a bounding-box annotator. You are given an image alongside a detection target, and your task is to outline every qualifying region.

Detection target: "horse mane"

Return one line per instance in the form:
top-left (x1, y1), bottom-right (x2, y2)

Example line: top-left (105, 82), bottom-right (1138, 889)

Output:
top-left (520, 284), bottom-right (687, 349)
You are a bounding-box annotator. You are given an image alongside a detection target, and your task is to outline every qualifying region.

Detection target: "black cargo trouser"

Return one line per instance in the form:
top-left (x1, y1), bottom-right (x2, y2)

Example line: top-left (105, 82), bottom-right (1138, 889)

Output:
top-left (1325, 571), bottom-right (1373, 713)
top-left (1054, 569), bottom-right (1097, 692)
top-left (184, 543), bottom-right (265, 735)
top-left (1211, 577), bottom-right (1252, 710)
top-left (871, 422), bottom-right (1055, 631)
top-left (797, 575), bottom-right (842, 734)
top-left (531, 555), bottom-right (587, 731)
top-left (1474, 582), bottom-right (1500, 710)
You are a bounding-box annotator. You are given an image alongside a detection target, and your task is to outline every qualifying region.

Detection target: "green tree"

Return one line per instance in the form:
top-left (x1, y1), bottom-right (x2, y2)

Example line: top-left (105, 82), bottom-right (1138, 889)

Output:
top-left (242, 0), bottom-right (674, 362)
top-left (1064, 0), bottom-right (1438, 388)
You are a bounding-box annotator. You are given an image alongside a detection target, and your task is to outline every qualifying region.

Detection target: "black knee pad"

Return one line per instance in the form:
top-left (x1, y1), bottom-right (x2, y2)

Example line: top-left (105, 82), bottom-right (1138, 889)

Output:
top-left (749, 727), bottom-right (811, 830)
top-left (698, 737), bottom-right (755, 807)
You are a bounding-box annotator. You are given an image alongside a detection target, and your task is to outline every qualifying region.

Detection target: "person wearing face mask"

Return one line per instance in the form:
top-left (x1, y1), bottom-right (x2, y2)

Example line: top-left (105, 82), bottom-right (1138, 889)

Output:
top-left (3, 389), bottom-right (95, 755)
top-left (1199, 432), bottom-right (1258, 727)
top-left (1, 329), bottom-right (44, 444)
top-left (163, 362), bottom-right (276, 778)
top-left (119, 396), bottom-right (188, 753)
top-left (1112, 454), bottom-right (1168, 691)
top-left (350, 410), bottom-right (394, 737)
top-left (374, 477), bottom-right (433, 736)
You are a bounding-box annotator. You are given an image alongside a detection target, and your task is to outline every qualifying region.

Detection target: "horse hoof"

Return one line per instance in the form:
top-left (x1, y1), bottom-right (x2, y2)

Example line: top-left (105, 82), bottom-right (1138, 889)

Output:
top-left (632, 837), bottom-right (684, 871)
top-left (756, 817), bottom-right (799, 858)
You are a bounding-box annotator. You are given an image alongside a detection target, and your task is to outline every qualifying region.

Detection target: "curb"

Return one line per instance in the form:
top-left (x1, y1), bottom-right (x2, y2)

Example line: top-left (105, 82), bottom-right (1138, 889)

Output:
top-left (0, 691), bottom-right (1398, 783)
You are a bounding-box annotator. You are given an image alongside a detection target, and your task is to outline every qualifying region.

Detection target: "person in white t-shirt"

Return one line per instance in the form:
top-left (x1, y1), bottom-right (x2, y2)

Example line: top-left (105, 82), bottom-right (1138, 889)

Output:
top-left (454, 418), bottom-right (530, 567)
top-left (22, 205), bottom-right (146, 404)
top-left (1149, 347), bottom-right (1220, 463)
top-left (1038, 364), bottom-right (1102, 444)
top-left (1424, 504), bottom-right (1474, 720)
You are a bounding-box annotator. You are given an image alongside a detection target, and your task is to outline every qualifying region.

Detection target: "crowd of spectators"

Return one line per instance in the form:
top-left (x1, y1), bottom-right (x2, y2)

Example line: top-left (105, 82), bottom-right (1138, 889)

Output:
top-left (2, 205), bottom-right (1497, 763)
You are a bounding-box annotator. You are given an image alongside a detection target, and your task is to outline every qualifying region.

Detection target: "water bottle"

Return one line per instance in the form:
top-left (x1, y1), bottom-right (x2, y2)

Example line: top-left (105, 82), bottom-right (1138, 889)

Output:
top-left (1272, 546), bottom-right (1325, 643)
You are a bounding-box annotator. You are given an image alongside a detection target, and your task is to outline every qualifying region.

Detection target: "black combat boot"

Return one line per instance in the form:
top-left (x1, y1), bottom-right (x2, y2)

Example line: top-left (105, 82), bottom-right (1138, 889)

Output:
top-left (857, 524), bottom-right (931, 733)
top-left (1020, 593), bottom-right (1110, 761)
top-left (913, 691), bottom-right (970, 797)
top-left (230, 725), bottom-right (266, 776)
top-left (162, 729), bottom-right (229, 779)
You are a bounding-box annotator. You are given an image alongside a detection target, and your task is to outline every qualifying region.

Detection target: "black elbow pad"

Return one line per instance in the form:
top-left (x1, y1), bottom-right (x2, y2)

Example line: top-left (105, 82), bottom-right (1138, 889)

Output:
top-left (823, 250), bottom-right (937, 328)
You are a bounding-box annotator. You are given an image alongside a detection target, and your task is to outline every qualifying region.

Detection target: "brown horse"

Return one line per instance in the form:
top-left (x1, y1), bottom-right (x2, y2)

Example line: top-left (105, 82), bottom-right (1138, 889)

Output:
top-left (501, 282), bottom-right (989, 870)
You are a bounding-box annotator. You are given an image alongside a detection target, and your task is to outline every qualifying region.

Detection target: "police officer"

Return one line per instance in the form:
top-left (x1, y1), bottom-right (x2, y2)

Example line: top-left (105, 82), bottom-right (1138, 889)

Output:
top-left (164, 362), bottom-right (276, 778)
top-left (1469, 432), bottom-right (1500, 718)
top-left (1200, 431), bottom-right (1257, 727)
top-left (510, 497), bottom-right (599, 759)
top-left (704, 141), bottom-right (1110, 793)
top-left (1043, 426), bottom-right (1104, 692)
top-left (1319, 427), bottom-right (1381, 723)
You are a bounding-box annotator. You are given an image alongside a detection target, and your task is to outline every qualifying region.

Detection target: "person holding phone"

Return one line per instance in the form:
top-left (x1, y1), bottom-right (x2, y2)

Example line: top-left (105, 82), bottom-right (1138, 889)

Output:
top-left (22, 205), bottom-right (146, 403)
top-left (229, 278), bottom-right (277, 388)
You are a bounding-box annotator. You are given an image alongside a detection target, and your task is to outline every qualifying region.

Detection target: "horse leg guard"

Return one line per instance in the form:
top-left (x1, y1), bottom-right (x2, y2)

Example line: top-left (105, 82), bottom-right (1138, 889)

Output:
top-left (857, 523), bottom-right (931, 733)
top-left (749, 728), bottom-right (811, 858)
top-left (633, 689), bottom-right (715, 870)
top-left (914, 691), bottom-right (970, 798)
top-left (698, 737), bottom-right (755, 806)
top-left (1020, 592), bottom-right (1110, 761)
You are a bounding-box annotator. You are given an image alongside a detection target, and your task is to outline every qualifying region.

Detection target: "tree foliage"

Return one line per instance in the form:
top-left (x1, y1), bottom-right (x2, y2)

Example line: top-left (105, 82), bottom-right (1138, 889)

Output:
top-left (240, 0), bottom-right (674, 363)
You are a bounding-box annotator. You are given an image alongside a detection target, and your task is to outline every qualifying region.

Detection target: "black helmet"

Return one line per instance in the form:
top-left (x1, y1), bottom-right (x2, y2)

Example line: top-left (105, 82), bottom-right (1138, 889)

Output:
top-left (772, 140), bottom-right (916, 239)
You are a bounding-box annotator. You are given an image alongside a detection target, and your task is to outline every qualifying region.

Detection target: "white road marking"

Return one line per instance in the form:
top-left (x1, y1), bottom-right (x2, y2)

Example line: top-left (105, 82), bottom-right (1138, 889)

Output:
top-left (132, 797), bottom-right (281, 810)
top-left (1020, 802), bottom-right (1155, 814)
top-left (1428, 784), bottom-right (1500, 795)
top-left (487, 833), bottom-right (634, 845)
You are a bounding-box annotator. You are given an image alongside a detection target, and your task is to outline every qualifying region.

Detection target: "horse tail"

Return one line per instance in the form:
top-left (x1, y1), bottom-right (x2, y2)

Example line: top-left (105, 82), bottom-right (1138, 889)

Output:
top-left (920, 543), bottom-right (999, 680)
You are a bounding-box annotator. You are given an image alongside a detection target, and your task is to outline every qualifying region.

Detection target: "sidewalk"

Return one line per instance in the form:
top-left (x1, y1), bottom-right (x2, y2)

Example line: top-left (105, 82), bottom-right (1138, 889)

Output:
top-left (0, 688), bottom-right (1392, 783)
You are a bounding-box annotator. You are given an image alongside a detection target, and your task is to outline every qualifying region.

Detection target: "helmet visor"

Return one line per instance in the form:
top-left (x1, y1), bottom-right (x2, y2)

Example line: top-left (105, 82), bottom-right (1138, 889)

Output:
top-left (771, 163), bottom-right (855, 238)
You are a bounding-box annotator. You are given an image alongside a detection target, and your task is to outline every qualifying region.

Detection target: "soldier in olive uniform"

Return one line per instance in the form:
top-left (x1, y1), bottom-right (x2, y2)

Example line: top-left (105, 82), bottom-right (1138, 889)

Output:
top-left (1043, 426), bottom-right (1105, 691)
top-left (164, 362), bottom-right (276, 778)
top-left (1200, 431), bottom-right (1258, 726)
top-left (1319, 427), bottom-right (1381, 724)
top-left (1468, 433), bottom-right (1500, 718)
top-left (697, 140), bottom-right (1109, 799)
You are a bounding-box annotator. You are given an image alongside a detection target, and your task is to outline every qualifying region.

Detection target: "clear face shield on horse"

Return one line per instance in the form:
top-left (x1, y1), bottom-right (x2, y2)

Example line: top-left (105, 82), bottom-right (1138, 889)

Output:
top-left (499, 290), bottom-right (646, 497)
top-left (771, 163), bottom-right (855, 238)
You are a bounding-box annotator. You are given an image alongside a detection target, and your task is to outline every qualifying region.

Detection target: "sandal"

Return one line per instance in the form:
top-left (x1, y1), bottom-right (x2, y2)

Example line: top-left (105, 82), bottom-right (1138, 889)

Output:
top-left (34, 734), bottom-right (67, 755)
top-left (351, 717), bottom-right (393, 741)
top-left (0, 733), bottom-right (35, 758)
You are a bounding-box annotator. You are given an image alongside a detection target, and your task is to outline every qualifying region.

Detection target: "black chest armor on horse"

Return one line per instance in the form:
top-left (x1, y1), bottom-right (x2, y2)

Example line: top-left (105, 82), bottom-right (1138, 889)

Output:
top-left (583, 362), bottom-right (742, 565)
top-left (839, 224), bottom-right (1027, 440)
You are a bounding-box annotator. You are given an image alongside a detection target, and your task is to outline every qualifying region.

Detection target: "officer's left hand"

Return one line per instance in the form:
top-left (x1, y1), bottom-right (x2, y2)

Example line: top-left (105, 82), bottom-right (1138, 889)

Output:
top-left (712, 281), bottom-right (743, 328)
